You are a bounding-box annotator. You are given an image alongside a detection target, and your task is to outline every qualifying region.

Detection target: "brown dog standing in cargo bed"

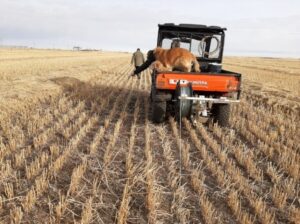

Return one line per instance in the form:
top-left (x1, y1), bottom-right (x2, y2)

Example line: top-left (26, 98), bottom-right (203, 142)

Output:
top-left (151, 47), bottom-right (200, 72)
top-left (132, 47), bottom-right (200, 77)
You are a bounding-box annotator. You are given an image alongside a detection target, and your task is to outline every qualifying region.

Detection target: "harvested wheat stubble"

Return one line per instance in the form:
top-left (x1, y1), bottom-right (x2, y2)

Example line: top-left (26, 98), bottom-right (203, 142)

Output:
top-left (0, 49), bottom-right (299, 223)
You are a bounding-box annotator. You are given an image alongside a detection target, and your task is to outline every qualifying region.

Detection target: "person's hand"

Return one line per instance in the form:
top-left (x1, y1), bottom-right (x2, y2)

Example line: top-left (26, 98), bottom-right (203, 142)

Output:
top-left (129, 71), bottom-right (136, 78)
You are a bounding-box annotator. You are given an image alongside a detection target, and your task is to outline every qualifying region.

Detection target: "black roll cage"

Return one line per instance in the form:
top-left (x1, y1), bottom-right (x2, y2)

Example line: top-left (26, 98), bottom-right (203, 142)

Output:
top-left (157, 23), bottom-right (226, 64)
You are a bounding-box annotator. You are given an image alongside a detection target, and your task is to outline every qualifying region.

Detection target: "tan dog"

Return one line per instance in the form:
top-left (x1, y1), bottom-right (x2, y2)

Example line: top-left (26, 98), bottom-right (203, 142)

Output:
top-left (150, 47), bottom-right (200, 72)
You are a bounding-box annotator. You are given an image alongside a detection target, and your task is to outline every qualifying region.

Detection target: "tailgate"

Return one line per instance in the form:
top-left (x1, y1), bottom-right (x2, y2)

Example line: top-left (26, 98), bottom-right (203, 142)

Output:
top-left (156, 72), bottom-right (241, 92)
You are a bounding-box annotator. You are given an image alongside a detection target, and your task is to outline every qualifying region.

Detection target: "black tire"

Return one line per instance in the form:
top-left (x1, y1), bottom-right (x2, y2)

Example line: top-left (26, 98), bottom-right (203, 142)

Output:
top-left (211, 104), bottom-right (230, 127)
top-left (152, 101), bottom-right (167, 123)
top-left (150, 71), bottom-right (157, 102)
top-left (150, 84), bottom-right (155, 102)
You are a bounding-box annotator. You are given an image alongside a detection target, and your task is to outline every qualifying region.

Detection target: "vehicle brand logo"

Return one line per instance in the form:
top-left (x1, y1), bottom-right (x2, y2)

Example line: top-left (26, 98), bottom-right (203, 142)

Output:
top-left (191, 80), bottom-right (208, 86)
top-left (169, 79), bottom-right (208, 86)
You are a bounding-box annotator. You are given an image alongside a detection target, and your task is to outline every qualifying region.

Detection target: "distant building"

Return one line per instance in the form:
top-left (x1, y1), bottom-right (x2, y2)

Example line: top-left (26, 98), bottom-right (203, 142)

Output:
top-left (73, 46), bottom-right (81, 51)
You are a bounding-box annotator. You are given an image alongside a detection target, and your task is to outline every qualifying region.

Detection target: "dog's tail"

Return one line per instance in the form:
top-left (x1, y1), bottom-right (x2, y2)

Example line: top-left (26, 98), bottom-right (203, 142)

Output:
top-left (193, 58), bottom-right (200, 72)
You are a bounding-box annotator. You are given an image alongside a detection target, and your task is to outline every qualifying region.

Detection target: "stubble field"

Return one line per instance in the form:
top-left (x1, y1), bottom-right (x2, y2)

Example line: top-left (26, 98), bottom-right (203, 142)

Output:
top-left (0, 48), bottom-right (299, 223)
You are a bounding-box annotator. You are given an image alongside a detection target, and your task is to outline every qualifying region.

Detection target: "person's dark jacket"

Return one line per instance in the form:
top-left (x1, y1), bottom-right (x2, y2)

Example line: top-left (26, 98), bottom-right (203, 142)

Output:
top-left (134, 50), bottom-right (155, 75)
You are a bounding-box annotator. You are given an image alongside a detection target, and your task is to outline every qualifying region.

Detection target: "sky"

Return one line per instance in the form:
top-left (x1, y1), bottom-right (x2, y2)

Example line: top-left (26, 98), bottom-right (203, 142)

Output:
top-left (0, 0), bottom-right (299, 57)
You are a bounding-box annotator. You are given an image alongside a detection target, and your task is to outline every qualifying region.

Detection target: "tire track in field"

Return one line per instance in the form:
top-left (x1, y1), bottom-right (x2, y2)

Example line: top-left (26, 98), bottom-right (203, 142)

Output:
top-left (169, 118), bottom-right (240, 224)
top-left (9, 65), bottom-right (132, 222)
top-left (42, 66), bottom-right (134, 223)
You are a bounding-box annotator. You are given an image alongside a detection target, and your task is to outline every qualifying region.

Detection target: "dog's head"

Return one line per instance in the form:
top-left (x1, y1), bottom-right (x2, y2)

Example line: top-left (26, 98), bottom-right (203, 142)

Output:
top-left (149, 61), bottom-right (161, 70)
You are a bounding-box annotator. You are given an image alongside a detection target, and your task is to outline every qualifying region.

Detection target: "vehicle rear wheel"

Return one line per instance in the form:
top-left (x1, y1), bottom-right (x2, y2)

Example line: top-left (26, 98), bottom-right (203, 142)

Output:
top-left (152, 100), bottom-right (167, 123)
top-left (211, 104), bottom-right (230, 127)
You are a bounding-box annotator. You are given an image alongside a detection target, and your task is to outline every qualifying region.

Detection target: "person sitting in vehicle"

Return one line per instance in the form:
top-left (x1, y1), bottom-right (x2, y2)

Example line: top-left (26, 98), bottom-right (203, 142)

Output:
top-left (171, 39), bottom-right (180, 48)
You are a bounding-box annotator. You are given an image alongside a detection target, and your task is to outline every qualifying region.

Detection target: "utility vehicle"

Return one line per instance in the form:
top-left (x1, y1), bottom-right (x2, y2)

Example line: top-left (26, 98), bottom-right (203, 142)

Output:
top-left (151, 23), bottom-right (242, 126)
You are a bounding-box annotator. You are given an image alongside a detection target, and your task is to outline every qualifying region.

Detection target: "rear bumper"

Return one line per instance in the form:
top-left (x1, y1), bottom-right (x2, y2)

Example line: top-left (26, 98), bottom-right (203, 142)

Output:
top-left (179, 95), bottom-right (240, 104)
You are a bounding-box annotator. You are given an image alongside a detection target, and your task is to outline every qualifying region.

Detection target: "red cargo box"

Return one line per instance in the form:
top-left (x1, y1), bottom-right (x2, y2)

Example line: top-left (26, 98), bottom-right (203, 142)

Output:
top-left (156, 72), bottom-right (241, 92)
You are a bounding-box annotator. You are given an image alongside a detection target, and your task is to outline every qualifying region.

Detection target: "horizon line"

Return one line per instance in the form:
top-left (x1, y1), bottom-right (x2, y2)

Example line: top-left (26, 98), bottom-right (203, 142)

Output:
top-left (0, 45), bottom-right (299, 59)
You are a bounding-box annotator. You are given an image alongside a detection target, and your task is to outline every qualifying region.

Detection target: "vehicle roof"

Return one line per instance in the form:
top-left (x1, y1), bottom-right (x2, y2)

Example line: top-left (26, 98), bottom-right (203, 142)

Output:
top-left (158, 23), bottom-right (227, 33)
